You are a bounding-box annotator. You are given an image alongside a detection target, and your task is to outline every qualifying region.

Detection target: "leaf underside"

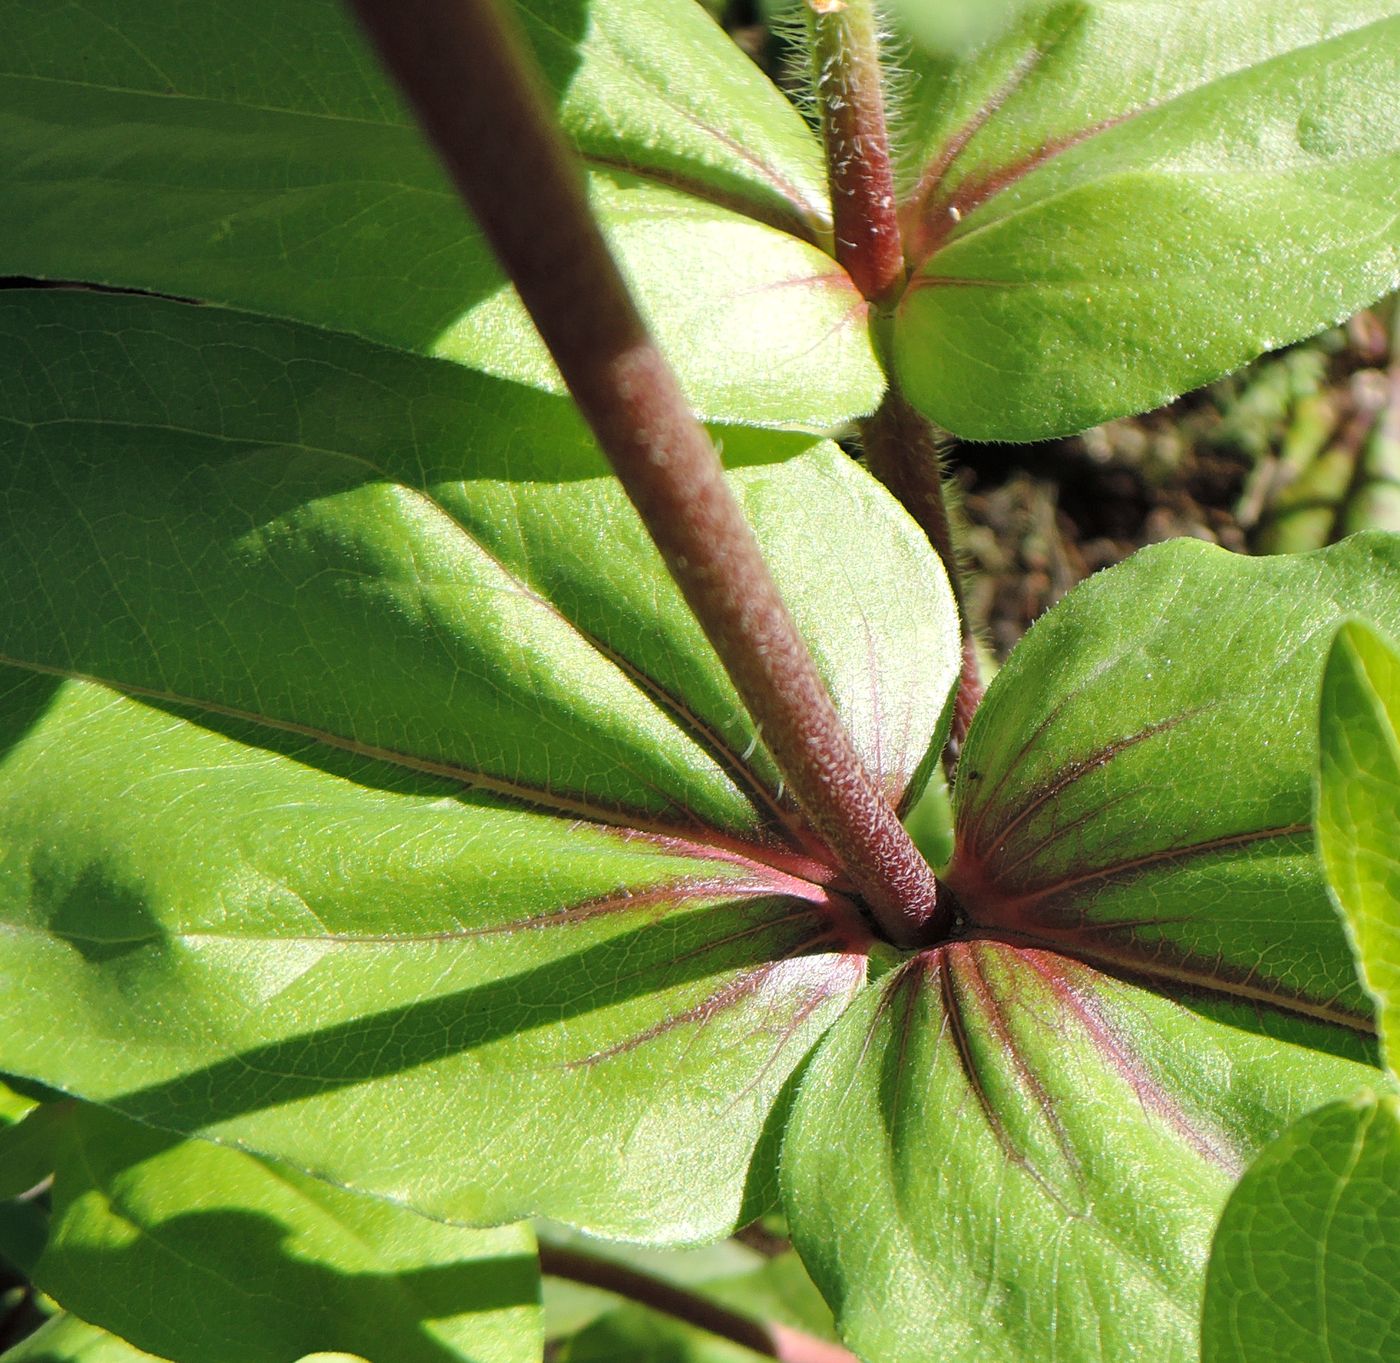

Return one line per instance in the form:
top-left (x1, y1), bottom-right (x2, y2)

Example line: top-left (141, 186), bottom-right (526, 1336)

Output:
top-left (0, 287), bottom-right (958, 1244)
top-left (784, 536), bottom-right (1400, 1363)
top-left (5, 1100), bottom-right (540, 1363)
top-left (4, 4), bottom-right (1400, 1361)
top-left (892, 0), bottom-right (1400, 439)
top-left (0, 0), bottom-right (884, 429)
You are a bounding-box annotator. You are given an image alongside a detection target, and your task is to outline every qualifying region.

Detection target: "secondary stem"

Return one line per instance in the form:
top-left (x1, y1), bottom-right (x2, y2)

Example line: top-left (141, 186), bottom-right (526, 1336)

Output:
top-left (804, 0), bottom-right (905, 303)
top-left (802, 0), bottom-right (982, 746)
top-left (349, 0), bottom-right (945, 947)
top-left (539, 1245), bottom-right (857, 1363)
top-left (861, 388), bottom-right (984, 747)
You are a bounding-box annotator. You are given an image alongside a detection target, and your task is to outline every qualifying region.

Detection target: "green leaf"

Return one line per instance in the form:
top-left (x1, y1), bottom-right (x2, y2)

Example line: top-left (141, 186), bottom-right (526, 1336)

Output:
top-left (1318, 620), bottom-right (1400, 1068)
top-left (24, 1102), bottom-right (538, 1363)
top-left (783, 535), bottom-right (1400, 1362)
top-left (0, 0), bottom-right (884, 428)
top-left (784, 947), bottom-right (1373, 1363)
top-left (0, 289), bottom-right (959, 1243)
top-left (0, 1081), bottom-right (35, 1132)
top-left (1201, 1090), bottom-right (1400, 1363)
top-left (891, 1), bottom-right (1400, 439)
top-left (948, 536), bottom-right (1400, 1027)
top-left (2, 1314), bottom-right (169, 1363)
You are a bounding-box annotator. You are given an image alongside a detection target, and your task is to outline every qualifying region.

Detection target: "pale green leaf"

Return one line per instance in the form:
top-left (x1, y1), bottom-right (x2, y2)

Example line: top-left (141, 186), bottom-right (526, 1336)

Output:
top-left (1201, 1091), bottom-right (1400, 1363)
top-left (1318, 620), bottom-right (1400, 1069)
top-left (0, 289), bottom-right (959, 1243)
top-left (892, 2), bottom-right (1400, 439)
top-left (0, 0), bottom-right (884, 428)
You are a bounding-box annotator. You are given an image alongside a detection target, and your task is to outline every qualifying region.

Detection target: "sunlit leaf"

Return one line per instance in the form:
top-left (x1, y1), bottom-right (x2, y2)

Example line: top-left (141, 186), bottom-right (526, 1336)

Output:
top-left (1201, 1090), bottom-right (1400, 1363)
top-left (1317, 620), bottom-right (1400, 1065)
top-left (892, 1), bottom-right (1400, 439)
top-left (17, 1102), bottom-right (538, 1363)
top-left (784, 535), bottom-right (1400, 1362)
top-left (0, 0), bottom-right (884, 428)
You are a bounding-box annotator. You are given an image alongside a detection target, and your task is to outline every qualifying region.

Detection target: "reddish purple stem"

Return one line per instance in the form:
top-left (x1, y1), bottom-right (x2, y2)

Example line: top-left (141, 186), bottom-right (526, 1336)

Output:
top-left (861, 388), bottom-right (984, 748)
top-left (348, 0), bottom-right (944, 947)
top-left (805, 0), bottom-right (905, 303)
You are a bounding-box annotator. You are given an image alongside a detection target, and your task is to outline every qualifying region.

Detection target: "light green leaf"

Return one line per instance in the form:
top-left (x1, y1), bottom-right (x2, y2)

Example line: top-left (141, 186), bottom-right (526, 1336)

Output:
top-left (1201, 1090), bottom-right (1400, 1363)
top-left (0, 1081), bottom-right (35, 1131)
top-left (0, 289), bottom-right (959, 1243)
top-left (783, 534), bottom-right (1400, 1362)
top-left (947, 536), bottom-right (1400, 1027)
top-left (1318, 620), bottom-right (1400, 1068)
top-left (24, 1102), bottom-right (538, 1363)
top-left (891, 1), bottom-right (1400, 439)
top-left (2, 1314), bottom-right (169, 1363)
top-left (0, 0), bottom-right (884, 428)
top-left (784, 944), bottom-right (1374, 1363)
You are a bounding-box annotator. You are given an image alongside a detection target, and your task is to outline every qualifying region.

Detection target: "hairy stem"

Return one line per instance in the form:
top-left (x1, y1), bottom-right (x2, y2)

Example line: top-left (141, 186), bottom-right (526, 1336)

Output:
top-left (861, 387), bottom-right (984, 748)
top-left (348, 0), bottom-right (944, 946)
top-left (805, 0), bottom-right (905, 303)
top-left (539, 1245), bottom-right (856, 1363)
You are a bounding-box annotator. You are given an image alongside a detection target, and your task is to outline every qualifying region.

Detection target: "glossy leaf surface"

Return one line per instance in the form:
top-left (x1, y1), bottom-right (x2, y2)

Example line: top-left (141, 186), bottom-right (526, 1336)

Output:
top-left (0, 289), bottom-right (959, 1243)
top-left (0, 0), bottom-right (883, 428)
top-left (1318, 621), bottom-right (1400, 1065)
top-left (784, 536), bottom-right (1400, 1362)
top-left (15, 1102), bottom-right (538, 1363)
top-left (892, 1), bottom-right (1400, 439)
top-left (1201, 1091), bottom-right (1400, 1363)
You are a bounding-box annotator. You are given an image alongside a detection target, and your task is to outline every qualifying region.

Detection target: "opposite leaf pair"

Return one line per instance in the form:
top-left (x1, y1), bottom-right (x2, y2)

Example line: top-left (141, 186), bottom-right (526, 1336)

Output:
top-left (2, 1), bottom-right (1400, 1361)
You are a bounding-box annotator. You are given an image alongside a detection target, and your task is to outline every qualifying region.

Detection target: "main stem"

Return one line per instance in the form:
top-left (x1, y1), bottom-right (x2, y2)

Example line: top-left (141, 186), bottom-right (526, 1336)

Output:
top-left (804, 0), bottom-right (905, 303)
top-left (349, 0), bottom-right (944, 947)
top-left (539, 1245), bottom-right (856, 1363)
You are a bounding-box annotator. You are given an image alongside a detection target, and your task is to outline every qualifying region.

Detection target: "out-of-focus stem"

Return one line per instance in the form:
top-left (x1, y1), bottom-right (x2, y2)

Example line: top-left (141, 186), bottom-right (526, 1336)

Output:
top-left (862, 387), bottom-right (984, 748)
top-left (539, 1245), bottom-right (857, 1363)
